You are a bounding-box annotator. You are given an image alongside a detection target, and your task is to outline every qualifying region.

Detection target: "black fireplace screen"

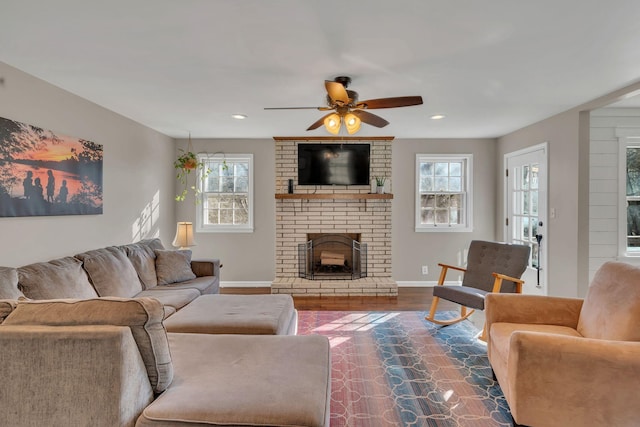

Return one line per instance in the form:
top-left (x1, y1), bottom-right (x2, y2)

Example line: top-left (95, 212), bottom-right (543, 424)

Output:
top-left (298, 234), bottom-right (367, 280)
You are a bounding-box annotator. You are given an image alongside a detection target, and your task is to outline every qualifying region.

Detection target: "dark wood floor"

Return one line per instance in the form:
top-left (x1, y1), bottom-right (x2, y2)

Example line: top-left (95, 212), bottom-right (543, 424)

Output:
top-left (221, 287), bottom-right (458, 311)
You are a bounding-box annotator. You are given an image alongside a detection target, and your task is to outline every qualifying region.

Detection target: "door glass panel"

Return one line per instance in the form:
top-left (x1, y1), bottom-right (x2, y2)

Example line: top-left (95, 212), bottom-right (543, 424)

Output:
top-left (531, 164), bottom-right (539, 189)
top-left (522, 217), bottom-right (530, 240)
top-left (511, 164), bottom-right (539, 267)
top-left (513, 189), bottom-right (521, 214)
top-left (531, 244), bottom-right (539, 268)
top-left (522, 166), bottom-right (529, 190)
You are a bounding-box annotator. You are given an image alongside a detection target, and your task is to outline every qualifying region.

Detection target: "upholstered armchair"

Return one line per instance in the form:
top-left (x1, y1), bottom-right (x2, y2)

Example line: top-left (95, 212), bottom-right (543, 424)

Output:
top-left (485, 261), bottom-right (640, 427)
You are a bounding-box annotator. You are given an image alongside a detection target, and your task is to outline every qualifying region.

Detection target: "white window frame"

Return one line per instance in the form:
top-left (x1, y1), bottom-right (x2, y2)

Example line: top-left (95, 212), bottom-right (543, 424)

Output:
top-left (617, 130), bottom-right (640, 256)
top-left (196, 153), bottom-right (254, 233)
top-left (415, 154), bottom-right (473, 232)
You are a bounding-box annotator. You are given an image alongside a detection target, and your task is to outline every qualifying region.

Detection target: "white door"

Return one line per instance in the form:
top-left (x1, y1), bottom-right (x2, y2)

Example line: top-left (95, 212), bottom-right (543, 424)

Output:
top-left (505, 143), bottom-right (548, 296)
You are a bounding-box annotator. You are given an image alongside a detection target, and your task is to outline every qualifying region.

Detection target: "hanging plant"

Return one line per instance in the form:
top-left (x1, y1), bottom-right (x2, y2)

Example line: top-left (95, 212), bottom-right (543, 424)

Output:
top-left (174, 150), bottom-right (199, 171)
top-left (174, 134), bottom-right (210, 202)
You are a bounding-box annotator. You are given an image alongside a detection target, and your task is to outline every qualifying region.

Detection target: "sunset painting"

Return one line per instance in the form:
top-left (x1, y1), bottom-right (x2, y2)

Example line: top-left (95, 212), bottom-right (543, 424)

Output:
top-left (0, 116), bottom-right (103, 217)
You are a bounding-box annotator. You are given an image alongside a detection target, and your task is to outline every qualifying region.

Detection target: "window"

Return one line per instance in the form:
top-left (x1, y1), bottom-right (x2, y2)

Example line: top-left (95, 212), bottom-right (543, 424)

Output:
top-left (415, 154), bottom-right (472, 232)
top-left (622, 139), bottom-right (640, 254)
top-left (197, 154), bottom-right (253, 232)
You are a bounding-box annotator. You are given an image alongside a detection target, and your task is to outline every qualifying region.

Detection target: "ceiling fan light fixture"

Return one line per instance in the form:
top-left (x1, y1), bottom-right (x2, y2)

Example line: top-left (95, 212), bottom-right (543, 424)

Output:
top-left (344, 112), bottom-right (361, 134)
top-left (324, 113), bottom-right (341, 135)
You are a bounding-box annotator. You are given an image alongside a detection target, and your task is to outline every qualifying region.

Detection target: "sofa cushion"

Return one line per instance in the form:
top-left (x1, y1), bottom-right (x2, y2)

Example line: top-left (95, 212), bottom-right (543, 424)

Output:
top-left (76, 247), bottom-right (142, 298)
top-left (577, 261), bottom-right (640, 341)
top-left (154, 250), bottom-right (196, 285)
top-left (139, 238), bottom-right (165, 252)
top-left (122, 243), bottom-right (158, 289)
top-left (3, 297), bottom-right (172, 393)
top-left (0, 267), bottom-right (24, 299)
top-left (0, 299), bottom-right (17, 323)
top-left (18, 257), bottom-right (98, 300)
top-left (135, 288), bottom-right (200, 311)
top-left (145, 276), bottom-right (218, 295)
top-left (137, 334), bottom-right (331, 427)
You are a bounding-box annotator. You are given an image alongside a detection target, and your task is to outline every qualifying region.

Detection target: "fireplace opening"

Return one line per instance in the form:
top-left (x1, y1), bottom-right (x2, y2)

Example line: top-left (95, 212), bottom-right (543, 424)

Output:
top-left (298, 233), bottom-right (367, 280)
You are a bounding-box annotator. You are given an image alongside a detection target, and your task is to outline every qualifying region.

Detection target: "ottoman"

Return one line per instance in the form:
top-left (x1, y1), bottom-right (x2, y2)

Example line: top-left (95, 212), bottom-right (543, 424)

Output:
top-left (137, 333), bottom-right (331, 427)
top-left (163, 294), bottom-right (298, 335)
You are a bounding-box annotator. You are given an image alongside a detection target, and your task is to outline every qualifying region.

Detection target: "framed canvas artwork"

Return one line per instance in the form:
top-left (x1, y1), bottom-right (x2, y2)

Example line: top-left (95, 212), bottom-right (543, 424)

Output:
top-left (0, 116), bottom-right (103, 217)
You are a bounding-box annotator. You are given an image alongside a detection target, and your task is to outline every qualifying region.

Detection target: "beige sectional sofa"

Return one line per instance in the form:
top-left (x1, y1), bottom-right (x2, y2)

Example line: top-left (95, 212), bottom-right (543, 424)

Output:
top-left (11, 238), bottom-right (221, 314)
top-left (0, 239), bottom-right (331, 427)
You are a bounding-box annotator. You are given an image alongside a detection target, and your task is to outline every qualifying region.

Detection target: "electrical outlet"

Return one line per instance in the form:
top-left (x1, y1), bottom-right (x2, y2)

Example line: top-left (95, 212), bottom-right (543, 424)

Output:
top-left (421, 265), bottom-right (429, 275)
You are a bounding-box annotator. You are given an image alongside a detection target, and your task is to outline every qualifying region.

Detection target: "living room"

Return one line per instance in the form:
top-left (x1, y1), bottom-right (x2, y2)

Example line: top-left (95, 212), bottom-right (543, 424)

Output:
top-left (2, 2), bottom-right (640, 426)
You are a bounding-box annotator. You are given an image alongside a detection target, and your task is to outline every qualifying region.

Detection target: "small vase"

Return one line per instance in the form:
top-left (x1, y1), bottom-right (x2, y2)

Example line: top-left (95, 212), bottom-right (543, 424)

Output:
top-left (376, 185), bottom-right (384, 194)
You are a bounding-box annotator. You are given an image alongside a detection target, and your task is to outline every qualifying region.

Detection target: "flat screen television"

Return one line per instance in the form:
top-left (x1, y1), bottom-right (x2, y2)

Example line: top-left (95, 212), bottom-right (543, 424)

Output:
top-left (298, 143), bottom-right (370, 186)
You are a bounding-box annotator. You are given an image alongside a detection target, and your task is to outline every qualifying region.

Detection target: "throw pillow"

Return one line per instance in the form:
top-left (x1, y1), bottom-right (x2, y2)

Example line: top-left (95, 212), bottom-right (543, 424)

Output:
top-left (0, 299), bottom-right (17, 323)
top-left (77, 247), bottom-right (142, 297)
top-left (0, 266), bottom-right (24, 300)
top-left (18, 257), bottom-right (98, 300)
top-left (155, 249), bottom-right (196, 285)
top-left (3, 297), bottom-right (172, 393)
top-left (123, 244), bottom-right (158, 289)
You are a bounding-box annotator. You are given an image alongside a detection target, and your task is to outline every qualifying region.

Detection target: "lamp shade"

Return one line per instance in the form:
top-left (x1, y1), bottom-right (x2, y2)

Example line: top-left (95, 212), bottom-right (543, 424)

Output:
top-left (344, 112), bottom-right (361, 134)
top-left (172, 222), bottom-right (196, 249)
top-left (323, 113), bottom-right (341, 135)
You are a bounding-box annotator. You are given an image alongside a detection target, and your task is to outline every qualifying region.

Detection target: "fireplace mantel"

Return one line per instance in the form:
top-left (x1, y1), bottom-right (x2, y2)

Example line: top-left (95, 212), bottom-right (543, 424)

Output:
top-left (275, 193), bottom-right (393, 200)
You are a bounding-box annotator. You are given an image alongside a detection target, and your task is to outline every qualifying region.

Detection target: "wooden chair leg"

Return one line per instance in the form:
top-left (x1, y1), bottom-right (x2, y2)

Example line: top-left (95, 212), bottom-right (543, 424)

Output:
top-left (479, 322), bottom-right (487, 342)
top-left (427, 296), bottom-right (440, 320)
top-left (426, 298), bottom-right (475, 325)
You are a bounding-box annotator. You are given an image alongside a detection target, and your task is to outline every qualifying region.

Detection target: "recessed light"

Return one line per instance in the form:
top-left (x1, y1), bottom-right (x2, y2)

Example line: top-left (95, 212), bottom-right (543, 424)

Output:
top-left (231, 114), bottom-right (247, 120)
top-left (430, 114), bottom-right (445, 120)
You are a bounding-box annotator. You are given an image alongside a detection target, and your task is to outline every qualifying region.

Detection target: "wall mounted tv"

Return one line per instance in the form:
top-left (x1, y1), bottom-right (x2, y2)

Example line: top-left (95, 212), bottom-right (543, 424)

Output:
top-left (298, 143), bottom-right (370, 186)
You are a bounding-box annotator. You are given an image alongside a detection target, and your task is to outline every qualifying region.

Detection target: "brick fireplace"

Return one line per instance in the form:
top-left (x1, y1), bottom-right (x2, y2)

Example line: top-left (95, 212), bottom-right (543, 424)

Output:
top-left (272, 136), bottom-right (398, 297)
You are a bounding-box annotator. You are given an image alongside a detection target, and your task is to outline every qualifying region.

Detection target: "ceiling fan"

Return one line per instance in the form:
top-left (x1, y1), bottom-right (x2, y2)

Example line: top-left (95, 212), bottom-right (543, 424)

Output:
top-left (264, 76), bottom-right (423, 134)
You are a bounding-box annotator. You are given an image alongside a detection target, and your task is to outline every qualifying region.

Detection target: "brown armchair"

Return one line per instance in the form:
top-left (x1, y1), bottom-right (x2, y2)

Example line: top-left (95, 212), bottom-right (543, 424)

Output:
top-left (486, 261), bottom-right (640, 427)
top-left (426, 240), bottom-right (530, 340)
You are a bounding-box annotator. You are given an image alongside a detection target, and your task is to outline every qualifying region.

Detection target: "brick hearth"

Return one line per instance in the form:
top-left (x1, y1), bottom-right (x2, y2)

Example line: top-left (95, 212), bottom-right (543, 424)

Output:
top-left (272, 137), bottom-right (398, 297)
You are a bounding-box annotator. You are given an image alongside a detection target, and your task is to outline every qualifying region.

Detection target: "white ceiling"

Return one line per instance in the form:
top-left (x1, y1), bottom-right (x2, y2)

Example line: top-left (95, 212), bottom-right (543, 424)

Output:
top-left (2, 0), bottom-right (640, 139)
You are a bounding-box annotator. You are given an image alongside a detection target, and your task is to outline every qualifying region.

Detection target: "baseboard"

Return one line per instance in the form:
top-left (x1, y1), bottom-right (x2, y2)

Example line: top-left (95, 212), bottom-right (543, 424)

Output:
top-left (397, 281), bottom-right (461, 287)
top-left (220, 281), bottom-right (272, 288)
top-left (222, 281), bottom-right (462, 288)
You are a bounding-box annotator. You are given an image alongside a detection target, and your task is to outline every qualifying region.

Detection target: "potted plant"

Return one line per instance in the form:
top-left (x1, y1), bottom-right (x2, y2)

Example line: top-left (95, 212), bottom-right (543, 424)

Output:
top-left (375, 176), bottom-right (386, 194)
top-left (174, 149), bottom-right (209, 202)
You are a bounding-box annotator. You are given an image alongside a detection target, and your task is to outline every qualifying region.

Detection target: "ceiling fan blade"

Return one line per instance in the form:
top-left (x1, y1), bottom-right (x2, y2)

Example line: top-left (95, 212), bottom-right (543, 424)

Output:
top-left (351, 110), bottom-right (389, 128)
top-left (306, 113), bottom-right (334, 131)
top-left (325, 80), bottom-right (349, 105)
top-left (356, 96), bottom-right (423, 109)
top-left (264, 107), bottom-right (322, 110)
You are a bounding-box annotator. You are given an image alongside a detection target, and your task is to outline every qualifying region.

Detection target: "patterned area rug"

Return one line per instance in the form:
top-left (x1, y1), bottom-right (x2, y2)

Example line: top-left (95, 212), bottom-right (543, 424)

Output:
top-left (297, 311), bottom-right (512, 427)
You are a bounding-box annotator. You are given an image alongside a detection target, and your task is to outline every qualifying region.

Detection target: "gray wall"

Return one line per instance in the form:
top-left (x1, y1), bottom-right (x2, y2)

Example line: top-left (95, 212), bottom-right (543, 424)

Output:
top-left (175, 137), bottom-right (498, 284)
top-left (392, 138), bottom-right (498, 283)
top-left (0, 62), bottom-right (176, 267)
top-left (496, 80), bottom-right (640, 298)
top-left (174, 138), bottom-right (276, 282)
top-left (497, 110), bottom-right (585, 297)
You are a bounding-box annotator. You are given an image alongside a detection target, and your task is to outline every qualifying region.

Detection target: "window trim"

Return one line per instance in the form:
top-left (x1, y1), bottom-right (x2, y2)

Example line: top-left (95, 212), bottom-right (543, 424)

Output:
top-left (196, 153), bottom-right (254, 233)
top-left (415, 153), bottom-right (473, 232)
top-left (618, 130), bottom-right (640, 256)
